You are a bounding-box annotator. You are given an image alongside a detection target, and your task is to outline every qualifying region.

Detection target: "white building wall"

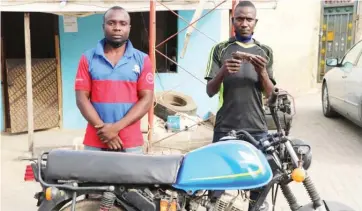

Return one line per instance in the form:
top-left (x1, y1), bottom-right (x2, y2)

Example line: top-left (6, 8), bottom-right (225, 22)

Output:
top-left (354, 1), bottom-right (362, 42)
top-left (253, 0), bottom-right (322, 95)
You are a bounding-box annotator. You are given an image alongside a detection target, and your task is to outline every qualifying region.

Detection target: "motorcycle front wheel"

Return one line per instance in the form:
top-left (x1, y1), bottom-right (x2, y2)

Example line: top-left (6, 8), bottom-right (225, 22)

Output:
top-left (60, 200), bottom-right (123, 211)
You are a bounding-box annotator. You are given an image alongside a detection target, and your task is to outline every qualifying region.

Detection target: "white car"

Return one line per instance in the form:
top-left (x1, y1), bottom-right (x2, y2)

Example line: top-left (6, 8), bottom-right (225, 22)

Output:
top-left (322, 40), bottom-right (362, 127)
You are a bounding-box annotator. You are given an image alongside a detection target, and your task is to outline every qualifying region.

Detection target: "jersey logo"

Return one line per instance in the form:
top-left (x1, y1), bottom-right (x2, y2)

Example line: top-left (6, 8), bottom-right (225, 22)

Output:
top-left (146, 72), bottom-right (154, 84)
top-left (133, 64), bottom-right (140, 74)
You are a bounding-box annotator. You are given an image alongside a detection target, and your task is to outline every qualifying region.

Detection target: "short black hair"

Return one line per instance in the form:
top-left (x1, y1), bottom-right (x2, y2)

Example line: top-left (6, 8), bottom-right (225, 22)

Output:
top-left (236, 0), bottom-right (256, 10)
top-left (103, 6), bottom-right (128, 23)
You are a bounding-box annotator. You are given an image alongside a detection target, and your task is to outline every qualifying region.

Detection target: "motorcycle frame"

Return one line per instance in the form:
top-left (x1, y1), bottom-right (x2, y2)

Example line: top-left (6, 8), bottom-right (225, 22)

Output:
top-left (31, 141), bottom-right (302, 211)
top-left (31, 88), bottom-right (318, 211)
top-left (32, 136), bottom-right (300, 211)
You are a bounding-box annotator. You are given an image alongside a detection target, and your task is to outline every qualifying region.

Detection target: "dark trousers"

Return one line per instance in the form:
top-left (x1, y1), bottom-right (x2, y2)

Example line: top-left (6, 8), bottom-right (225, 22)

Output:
top-left (210, 131), bottom-right (268, 210)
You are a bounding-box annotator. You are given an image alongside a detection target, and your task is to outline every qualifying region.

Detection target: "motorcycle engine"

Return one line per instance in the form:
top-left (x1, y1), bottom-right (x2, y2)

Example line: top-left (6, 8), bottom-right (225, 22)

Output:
top-left (214, 192), bottom-right (250, 211)
top-left (190, 191), bottom-right (250, 211)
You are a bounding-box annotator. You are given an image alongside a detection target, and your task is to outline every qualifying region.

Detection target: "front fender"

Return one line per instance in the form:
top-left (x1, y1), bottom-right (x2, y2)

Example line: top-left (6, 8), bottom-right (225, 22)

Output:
top-left (297, 200), bottom-right (355, 211)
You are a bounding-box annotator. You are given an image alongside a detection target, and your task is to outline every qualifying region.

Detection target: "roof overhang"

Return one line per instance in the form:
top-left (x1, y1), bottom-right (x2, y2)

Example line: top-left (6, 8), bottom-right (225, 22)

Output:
top-left (0, 0), bottom-right (278, 14)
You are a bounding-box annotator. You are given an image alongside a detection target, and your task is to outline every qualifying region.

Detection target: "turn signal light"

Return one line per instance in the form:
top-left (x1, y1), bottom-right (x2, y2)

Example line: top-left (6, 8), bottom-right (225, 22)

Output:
top-left (45, 187), bottom-right (53, 201)
top-left (45, 187), bottom-right (60, 201)
top-left (291, 167), bottom-right (306, 183)
top-left (24, 164), bottom-right (35, 181)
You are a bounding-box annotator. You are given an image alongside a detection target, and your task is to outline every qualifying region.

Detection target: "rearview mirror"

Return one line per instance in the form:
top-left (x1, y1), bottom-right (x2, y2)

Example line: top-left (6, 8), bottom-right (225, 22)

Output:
top-left (326, 58), bottom-right (338, 67)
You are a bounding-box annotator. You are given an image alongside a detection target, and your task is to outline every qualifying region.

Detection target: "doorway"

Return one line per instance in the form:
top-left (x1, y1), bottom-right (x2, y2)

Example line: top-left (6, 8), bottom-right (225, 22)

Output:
top-left (1, 12), bottom-right (61, 134)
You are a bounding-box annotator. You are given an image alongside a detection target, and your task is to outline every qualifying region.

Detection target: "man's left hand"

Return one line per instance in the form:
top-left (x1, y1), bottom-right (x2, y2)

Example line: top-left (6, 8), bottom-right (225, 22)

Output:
top-left (96, 123), bottom-right (118, 143)
top-left (250, 55), bottom-right (268, 74)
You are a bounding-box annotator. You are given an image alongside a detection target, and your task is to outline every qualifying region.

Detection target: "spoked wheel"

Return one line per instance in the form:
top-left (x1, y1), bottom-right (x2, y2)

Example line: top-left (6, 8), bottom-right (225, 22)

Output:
top-left (60, 200), bottom-right (123, 211)
top-left (322, 82), bottom-right (338, 118)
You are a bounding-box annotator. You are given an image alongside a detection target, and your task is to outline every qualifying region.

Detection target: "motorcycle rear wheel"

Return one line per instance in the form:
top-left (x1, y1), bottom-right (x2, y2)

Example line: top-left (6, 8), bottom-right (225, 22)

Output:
top-left (60, 200), bottom-right (123, 211)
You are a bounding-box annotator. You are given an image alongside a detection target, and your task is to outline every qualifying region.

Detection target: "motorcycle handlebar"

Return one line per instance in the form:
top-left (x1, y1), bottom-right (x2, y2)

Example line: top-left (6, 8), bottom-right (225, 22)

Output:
top-left (267, 88), bottom-right (279, 107)
top-left (230, 130), bottom-right (261, 148)
top-left (229, 130), bottom-right (284, 151)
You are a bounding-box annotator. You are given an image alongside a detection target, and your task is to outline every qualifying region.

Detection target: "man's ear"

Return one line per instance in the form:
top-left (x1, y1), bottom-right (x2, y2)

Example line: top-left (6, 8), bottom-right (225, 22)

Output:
top-left (255, 19), bottom-right (259, 25)
top-left (102, 23), bottom-right (105, 30)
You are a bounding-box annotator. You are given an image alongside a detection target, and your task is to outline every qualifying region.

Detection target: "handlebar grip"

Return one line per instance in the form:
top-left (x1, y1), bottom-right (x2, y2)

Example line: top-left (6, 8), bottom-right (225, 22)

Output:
top-left (232, 130), bottom-right (261, 149)
top-left (267, 88), bottom-right (279, 107)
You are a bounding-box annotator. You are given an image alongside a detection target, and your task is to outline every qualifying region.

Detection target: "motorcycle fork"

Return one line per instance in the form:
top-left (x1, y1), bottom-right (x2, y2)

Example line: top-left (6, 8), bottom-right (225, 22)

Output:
top-left (284, 141), bottom-right (324, 210)
top-left (249, 174), bottom-right (303, 211)
top-left (251, 141), bottom-right (303, 211)
top-left (249, 174), bottom-right (286, 211)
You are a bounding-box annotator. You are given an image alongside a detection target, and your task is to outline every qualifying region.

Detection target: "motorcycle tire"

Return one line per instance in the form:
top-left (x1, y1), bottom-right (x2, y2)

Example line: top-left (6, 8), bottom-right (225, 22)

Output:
top-left (59, 200), bottom-right (123, 211)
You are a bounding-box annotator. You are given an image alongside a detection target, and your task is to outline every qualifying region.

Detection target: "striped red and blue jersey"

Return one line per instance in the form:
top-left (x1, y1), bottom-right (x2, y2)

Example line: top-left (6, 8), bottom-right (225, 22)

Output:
top-left (74, 39), bottom-right (154, 149)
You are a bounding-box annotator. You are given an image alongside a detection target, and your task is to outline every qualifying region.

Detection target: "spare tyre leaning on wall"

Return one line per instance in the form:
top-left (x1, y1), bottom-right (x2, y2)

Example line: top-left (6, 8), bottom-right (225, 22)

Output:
top-left (154, 91), bottom-right (198, 122)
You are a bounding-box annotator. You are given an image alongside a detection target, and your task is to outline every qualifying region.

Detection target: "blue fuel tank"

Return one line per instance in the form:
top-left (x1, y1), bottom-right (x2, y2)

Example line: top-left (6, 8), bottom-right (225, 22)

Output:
top-left (172, 140), bottom-right (273, 194)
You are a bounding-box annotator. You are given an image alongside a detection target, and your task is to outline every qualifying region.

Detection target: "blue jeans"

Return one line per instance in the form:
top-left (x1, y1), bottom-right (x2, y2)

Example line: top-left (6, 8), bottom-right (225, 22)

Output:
top-left (84, 145), bottom-right (144, 154)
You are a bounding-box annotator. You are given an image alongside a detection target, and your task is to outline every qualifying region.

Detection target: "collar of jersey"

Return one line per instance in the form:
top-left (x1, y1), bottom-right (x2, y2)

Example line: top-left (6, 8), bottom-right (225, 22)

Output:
top-left (228, 36), bottom-right (259, 48)
top-left (95, 38), bottom-right (135, 59)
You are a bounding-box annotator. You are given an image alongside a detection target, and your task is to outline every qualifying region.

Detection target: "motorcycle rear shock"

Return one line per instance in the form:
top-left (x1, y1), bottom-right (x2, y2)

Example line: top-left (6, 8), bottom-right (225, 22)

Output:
top-left (100, 192), bottom-right (117, 211)
top-left (280, 183), bottom-right (300, 211)
top-left (303, 175), bottom-right (323, 209)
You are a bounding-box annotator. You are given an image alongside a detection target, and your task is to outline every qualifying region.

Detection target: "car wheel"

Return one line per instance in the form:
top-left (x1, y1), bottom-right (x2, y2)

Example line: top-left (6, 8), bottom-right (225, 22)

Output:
top-left (322, 82), bottom-right (338, 118)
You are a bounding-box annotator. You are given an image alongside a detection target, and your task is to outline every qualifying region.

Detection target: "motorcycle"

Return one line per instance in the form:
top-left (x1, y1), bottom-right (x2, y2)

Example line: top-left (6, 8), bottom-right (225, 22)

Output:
top-left (24, 87), bottom-right (355, 211)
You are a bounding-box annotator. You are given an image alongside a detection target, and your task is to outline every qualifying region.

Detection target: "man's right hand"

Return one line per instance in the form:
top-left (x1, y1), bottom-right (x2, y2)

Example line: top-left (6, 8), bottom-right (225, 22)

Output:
top-left (106, 136), bottom-right (123, 150)
top-left (223, 58), bottom-right (242, 74)
top-left (95, 124), bottom-right (123, 150)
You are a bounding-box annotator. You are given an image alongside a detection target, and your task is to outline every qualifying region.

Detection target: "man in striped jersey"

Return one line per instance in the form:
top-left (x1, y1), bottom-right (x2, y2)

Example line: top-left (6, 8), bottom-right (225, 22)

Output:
top-left (74, 6), bottom-right (154, 154)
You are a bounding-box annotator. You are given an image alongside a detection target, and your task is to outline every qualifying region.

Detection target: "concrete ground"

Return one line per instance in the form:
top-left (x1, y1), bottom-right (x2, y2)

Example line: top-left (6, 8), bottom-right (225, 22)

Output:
top-left (1, 90), bottom-right (362, 211)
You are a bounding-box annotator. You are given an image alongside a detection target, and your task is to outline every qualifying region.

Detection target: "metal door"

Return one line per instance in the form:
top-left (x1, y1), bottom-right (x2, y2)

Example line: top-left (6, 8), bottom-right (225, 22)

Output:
top-left (318, 2), bottom-right (356, 82)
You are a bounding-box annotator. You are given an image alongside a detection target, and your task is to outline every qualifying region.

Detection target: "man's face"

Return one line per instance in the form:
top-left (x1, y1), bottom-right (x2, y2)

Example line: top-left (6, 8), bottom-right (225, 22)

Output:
top-left (103, 9), bottom-right (131, 45)
top-left (233, 6), bottom-right (257, 38)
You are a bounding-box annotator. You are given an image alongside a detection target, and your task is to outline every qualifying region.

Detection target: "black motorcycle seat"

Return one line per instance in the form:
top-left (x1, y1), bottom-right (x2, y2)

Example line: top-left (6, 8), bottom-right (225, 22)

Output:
top-left (44, 149), bottom-right (184, 185)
